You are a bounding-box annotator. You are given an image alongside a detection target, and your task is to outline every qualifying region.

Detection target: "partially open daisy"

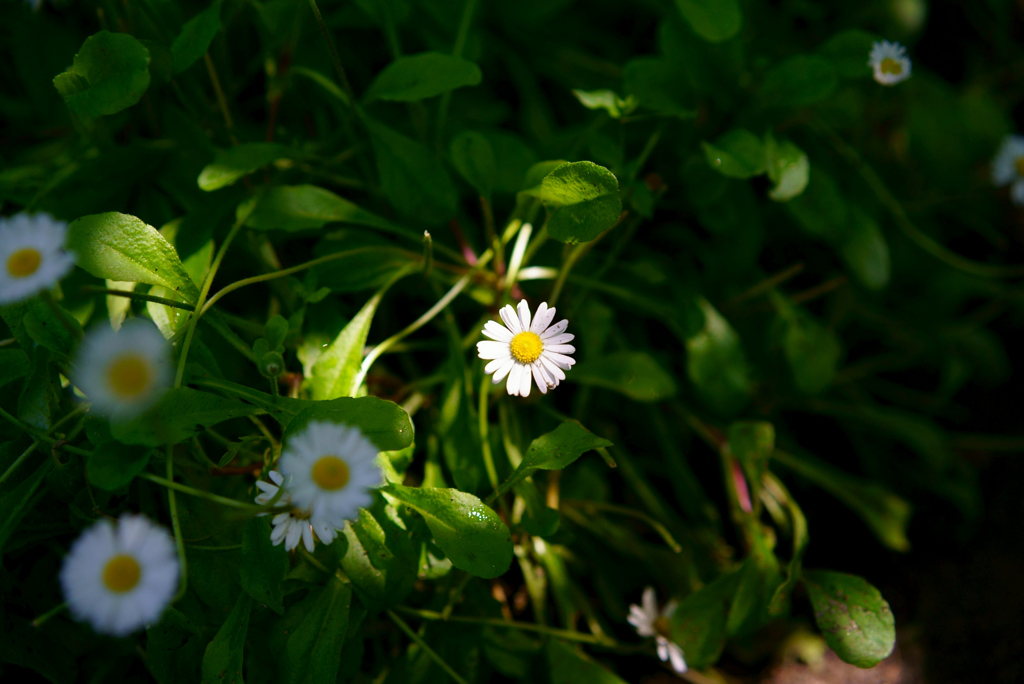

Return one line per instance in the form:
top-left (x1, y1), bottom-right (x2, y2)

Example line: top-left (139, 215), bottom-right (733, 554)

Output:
top-left (628, 586), bottom-right (687, 674)
top-left (278, 421), bottom-right (383, 531)
top-left (477, 300), bottom-right (575, 397)
top-left (992, 135), bottom-right (1024, 205)
top-left (0, 212), bottom-right (75, 305)
top-left (73, 319), bottom-right (171, 420)
top-left (869, 40), bottom-right (911, 86)
top-left (254, 470), bottom-right (339, 552)
top-left (60, 514), bottom-right (179, 637)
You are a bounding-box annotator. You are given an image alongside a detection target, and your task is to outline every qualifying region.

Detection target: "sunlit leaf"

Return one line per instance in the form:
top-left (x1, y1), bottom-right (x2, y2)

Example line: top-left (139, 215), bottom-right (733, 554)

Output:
top-left (53, 31), bottom-right (150, 119)
top-left (803, 570), bottom-right (896, 668)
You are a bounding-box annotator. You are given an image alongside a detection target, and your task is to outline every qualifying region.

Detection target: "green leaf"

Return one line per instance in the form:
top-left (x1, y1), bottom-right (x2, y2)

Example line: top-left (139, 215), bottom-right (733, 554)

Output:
top-left (110, 388), bottom-right (263, 447)
top-left (18, 348), bottom-right (56, 430)
top-left (86, 442), bottom-right (151, 491)
top-left (674, 0), bottom-right (742, 42)
top-left (53, 31), bottom-right (150, 119)
top-left (383, 483), bottom-right (513, 578)
top-left (571, 89), bottom-right (637, 119)
top-left (759, 55), bottom-right (838, 108)
top-left (310, 288), bottom-right (386, 400)
top-left (622, 58), bottom-right (696, 116)
top-left (283, 396), bottom-right (414, 452)
top-left (684, 298), bottom-right (753, 415)
top-left (702, 129), bottom-right (766, 179)
top-left (106, 280), bottom-right (135, 331)
top-left (364, 52), bottom-right (481, 102)
top-left (765, 133), bottom-right (810, 201)
top-left (786, 169), bottom-right (846, 241)
top-left (67, 213), bottom-right (200, 303)
top-left (773, 449), bottom-right (911, 552)
top-left (171, 1), bottom-right (222, 74)
top-left (244, 184), bottom-right (403, 233)
top-left (524, 161), bottom-right (621, 243)
top-left (840, 208), bottom-right (890, 291)
top-left (146, 609), bottom-right (202, 684)
top-left (198, 143), bottom-right (297, 191)
top-left (450, 131), bottom-right (497, 198)
top-left (802, 570), bottom-right (896, 668)
top-left (547, 640), bottom-right (627, 684)
top-left (285, 577), bottom-right (352, 684)
top-left (819, 30), bottom-right (879, 79)
top-left (773, 294), bottom-right (842, 395)
top-left (201, 593), bottom-right (251, 684)
top-left (0, 447), bottom-right (52, 557)
top-left (0, 350), bottom-right (29, 391)
top-left (335, 501), bottom-right (421, 610)
top-left (23, 304), bottom-right (81, 362)
top-left (367, 120), bottom-right (458, 222)
top-left (669, 570), bottom-right (741, 669)
top-left (569, 351), bottom-right (676, 401)
top-left (240, 517), bottom-right (289, 614)
top-left (502, 422), bottom-right (612, 494)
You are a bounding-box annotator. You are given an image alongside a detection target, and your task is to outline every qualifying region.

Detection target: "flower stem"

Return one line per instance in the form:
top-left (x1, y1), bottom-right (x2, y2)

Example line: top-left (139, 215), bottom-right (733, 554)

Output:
top-left (83, 286), bottom-right (195, 311)
top-left (478, 371), bottom-right (499, 490)
top-left (138, 472), bottom-right (265, 512)
top-left (392, 605), bottom-right (618, 647)
top-left (387, 610), bottom-right (471, 684)
top-left (31, 602), bottom-right (68, 628)
top-left (165, 446), bottom-right (188, 602)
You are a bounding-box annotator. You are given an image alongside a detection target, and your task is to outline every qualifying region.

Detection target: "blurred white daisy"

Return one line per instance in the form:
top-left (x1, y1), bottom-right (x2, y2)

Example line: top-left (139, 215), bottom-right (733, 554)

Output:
top-left (60, 514), bottom-right (179, 637)
top-left (628, 586), bottom-right (688, 675)
top-left (254, 469), bottom-right (339, 552)
top-left (72, 319), bottom-right (171, 420)
top-left (278, 421), bottom-right (382, 531)
top-left (992, 135), bottom-right (1024, 205)
top-left (869, 40), bottom-right (911, 86)
top-left (477, 300), bottom-right (576, 397)
top-left (0, 213), bottom-right (75, 305)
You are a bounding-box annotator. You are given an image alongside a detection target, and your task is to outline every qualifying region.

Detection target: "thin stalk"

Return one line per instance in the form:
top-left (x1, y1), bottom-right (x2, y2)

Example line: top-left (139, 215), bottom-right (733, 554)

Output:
top-left (31, 602), bottom-right (68, 628)
top-left (174, 216), bottom-right (248, 388)
top-left (503, 221), bottom-right (532, 291)
top-left (0, 407), bottom-right (92, 458)
top-left (203, 53), bottom-right (236, 137)
top-left (393, 606), bottom-right (617, 646)
top-left (387, 610), bottom-right (470, 684)
top-left (138, 472), bottom-right (266, 512)
top-left (435, 0), bottom-right (478, 148)
top-left (84, 286), bottom-right (195, 311)
top-left (478, 372), bottom-right (500, 490)
top-left (0, 443), bottom-right (37, 488)
top-left (306, 0), bottom-right (355, 101)
top-left (165, 446), bottom-right (188, 601)
top-left (562, 499), bottom-right (682, 552)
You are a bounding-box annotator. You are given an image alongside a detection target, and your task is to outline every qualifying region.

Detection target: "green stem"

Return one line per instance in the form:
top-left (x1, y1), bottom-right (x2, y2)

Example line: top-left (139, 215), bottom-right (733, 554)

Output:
top-left (478, 371), bottom-right (499, 490)
top-left (0, 407), bottom-right (92, 457)
top-left (387, 610), bottom-right (471, 684)
top-left (200, 247), bottom-right (416, 317)
top-left (138, 472), bottom-right (266, 512)
top-left (175, 217), bottom-right (247, 388)
top-left (0, 443), bottom-right (37, 487)
top-left (435, 0), bottom-right (478, 148)
top-left (393, 606), bottom-right (616, 646)
top-left (813, 117), bottom-right (1024, 279)
top-left (562, 499), bottom-right (682, 553)
top-left (31, 602), bottom-right (68, 628)
top-left (165, 446), bottom-right (188, 602)
top-left (84, 286), bottom-right (196, 311)
top-left (307, 0), bottom-right (355, 102)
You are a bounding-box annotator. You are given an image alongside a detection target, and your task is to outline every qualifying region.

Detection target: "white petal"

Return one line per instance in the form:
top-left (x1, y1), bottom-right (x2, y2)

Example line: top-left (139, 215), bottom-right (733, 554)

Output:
top-left (482, 320), bottom-right (513, 342)
top-left (516, 299), bottom-right (532, 331)
top-left (540, 319), bottom-right (569, 339)
top-left (544, 333), bottom-right (575, 345)
top-left (484, 357), bottom-right (508, 374)
top-left (656, 638), bottom-right (669, 662)
top-left (269, 470), bottom-right (284, 486)
top-left (477, 341), bottom-right (511, 360)
top-left (667, 643), bottom-right (688, 673)
top-left (490, 358), bottom-right (515, 383)
top-left (531, 365), bottom-right (548, 394)
top-left (642, 586), bottom-right (658, 618)
top-left (499, 305), bottom-right (522, 334)
top-left (532, 302), bottom-right (556, 333)
top-left (506, 363), bottom-right (523, 396)
top-left (542, 351), bottom-right (576, 370)
top-left (302, 525), bottom-right (315, 552)
top-left (519, 363), bottom-right (532, 397)
top-left (539, 356), bottom-right (566, 382)
top-left (1011, 179), bottom-right (1024, 206)
top-left (543, 344), bottom-right (575, 355)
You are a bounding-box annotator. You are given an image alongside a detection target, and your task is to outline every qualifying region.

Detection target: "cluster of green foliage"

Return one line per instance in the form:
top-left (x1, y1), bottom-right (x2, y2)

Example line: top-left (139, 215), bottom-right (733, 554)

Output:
top-left (1, 0), bottom-right (1017, 681)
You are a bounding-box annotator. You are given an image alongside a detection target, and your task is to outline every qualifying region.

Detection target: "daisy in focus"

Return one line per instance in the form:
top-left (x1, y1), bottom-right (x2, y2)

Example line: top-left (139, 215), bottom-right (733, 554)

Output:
top-left (628, 586), bottom-right (688, 675)
top-left (0, 213), bottom-right (75, 305)
top-left (477, 300), bottom-right (576, 397)
top-left (991, 135), bottom-right (1024, 205)
top-left (278, 421), bottom-right (383, 532)
top-left (254, 470), bottom-right (339, 552)
top-left (868, 40), bottom-right (911, 86)
top-left (60, 514), bottom-right (179, 637)
top-left (73, 319), bottom-right (171, 420)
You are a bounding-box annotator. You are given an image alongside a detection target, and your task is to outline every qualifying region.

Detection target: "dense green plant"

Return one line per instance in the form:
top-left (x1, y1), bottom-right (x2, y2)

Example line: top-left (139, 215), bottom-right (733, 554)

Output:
top-left (0, 0), bottom-right (1018, 681)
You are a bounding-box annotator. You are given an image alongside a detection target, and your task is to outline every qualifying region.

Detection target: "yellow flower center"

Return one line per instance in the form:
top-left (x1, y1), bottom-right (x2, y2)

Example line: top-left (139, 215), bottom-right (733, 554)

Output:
top-left (654, 615), bottom-right (671, 638)
top-left (105, 353), bottom-right (152, 398)
top-left (102, 554), bottom-right (142, 593)
top-left (1014, 156), bottom-right (1024, 178)
top-left (311, 456), bottom-right (350, 491)
top-left (6, 248), bottom-right (42, 278)
top-left (879, 58), bottom-right (902, 75)
top-left (509, 331), bottom-right (543, 364)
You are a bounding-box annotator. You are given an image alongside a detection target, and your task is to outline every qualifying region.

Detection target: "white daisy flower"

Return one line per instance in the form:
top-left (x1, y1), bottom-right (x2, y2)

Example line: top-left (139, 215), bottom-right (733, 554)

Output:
top-left (476, 300), bottom-right (576, 398)
top-left (254, 470), bottom-right (339, 552)
top-left (868, 40), bottom-right (912, 86)
top-left (628, 586), bottom-right (688, 675)
top-left (59, 514), bottom-right (179, 637)
top-left (992, 135), bottom-right (1024, 205)
top-left (278, 421), bottom-right (382, 531)
top-left (72, 319), bottom-right (172, 421)
top-left (0, 213), bottom-right (75, 305)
